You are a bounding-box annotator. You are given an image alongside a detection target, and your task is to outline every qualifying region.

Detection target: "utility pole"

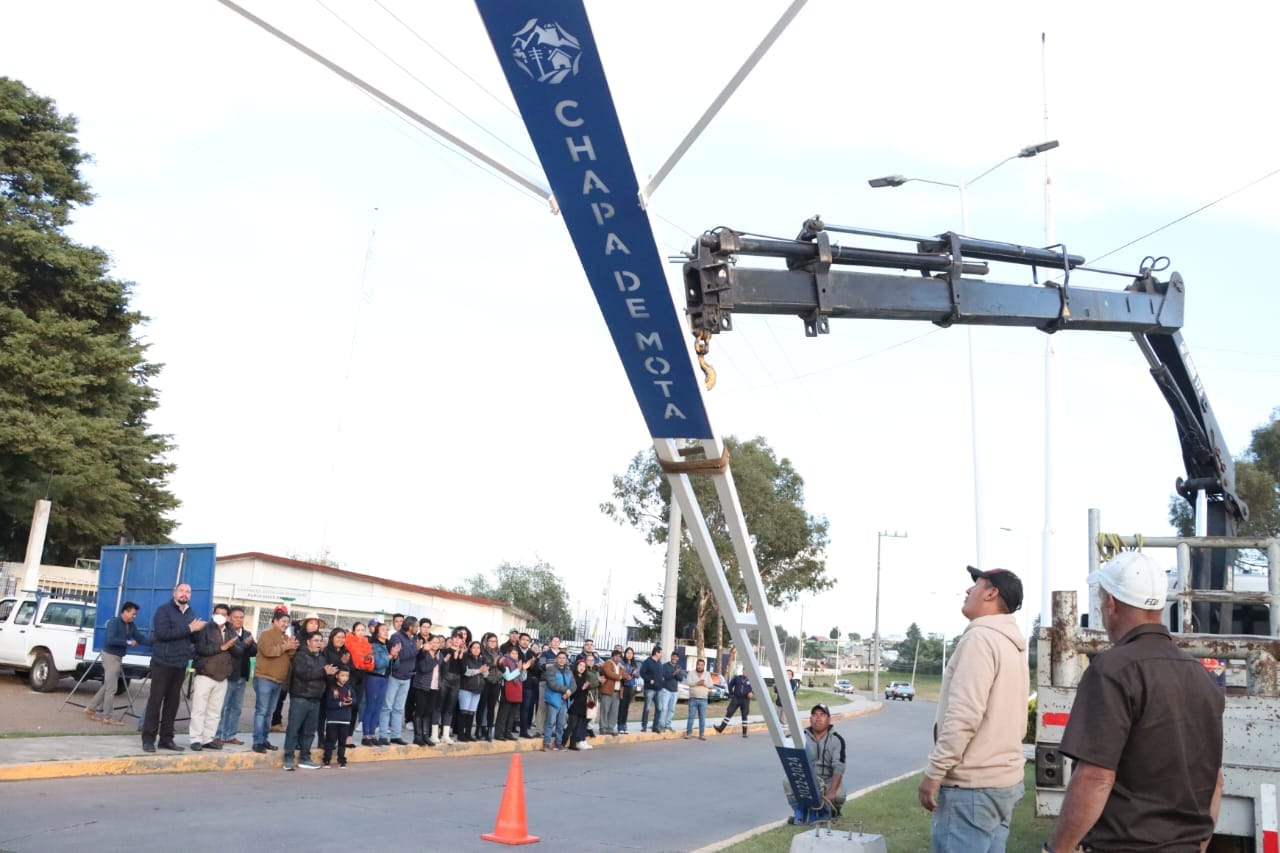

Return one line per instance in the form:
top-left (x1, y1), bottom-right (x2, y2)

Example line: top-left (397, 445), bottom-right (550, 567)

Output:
top-left (874, 530), bottom-right (908, 699)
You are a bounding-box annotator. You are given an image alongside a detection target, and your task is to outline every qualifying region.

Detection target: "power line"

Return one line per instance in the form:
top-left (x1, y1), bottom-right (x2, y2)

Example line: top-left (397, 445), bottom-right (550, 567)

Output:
top-left (1091, 167), bottom-right (1280, 265)
top-left (312, 0), bottom-right (537, 169)
top-left (354, 88), bottom-right (547, 208)
top-left (369, 0), bottom-right (522, 122)
top-left (214, 0), bottom-right (551, 203)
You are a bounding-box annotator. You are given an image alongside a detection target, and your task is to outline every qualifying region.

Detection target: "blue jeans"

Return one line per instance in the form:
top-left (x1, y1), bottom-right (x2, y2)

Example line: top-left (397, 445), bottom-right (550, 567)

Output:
top-left (380, 677), bottom-right (411, 740)
top-left (520, 680), bottom-right (538, 733)
top-left (658, 688), bottom-right (678, 730)
top-left (216, 678), bottom-right (247, 741)
top-left (252, 677), bottom-right (284, 746)
top-left (543, 702), bottom-right (567, 746)
top-left (642, 688), bottom-right (660, 731)
top-left (458, 689), bottom-right (481, 713)
top-left (930, 782), bottom-right (1023, 853)
top-left (283, 696), bottom-right (320, 760)
top-left (362, 676), bottom-right (388, 738)
top-left (685, 697), bottom-right (707, 736)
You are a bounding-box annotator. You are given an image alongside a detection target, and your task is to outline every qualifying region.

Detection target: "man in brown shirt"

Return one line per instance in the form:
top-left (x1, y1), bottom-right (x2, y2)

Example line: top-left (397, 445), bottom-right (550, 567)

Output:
top-left (598, 648), bottom-right (627, 735)
top-left (1048, 552), bottom-right (1224, 853)
top-left (251, 608), bottom-right (298, 753)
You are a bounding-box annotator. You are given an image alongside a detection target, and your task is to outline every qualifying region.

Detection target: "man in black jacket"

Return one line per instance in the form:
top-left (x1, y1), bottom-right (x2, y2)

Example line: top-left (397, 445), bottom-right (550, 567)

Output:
top-left (189, 603), bottom-right (236, 750)
top-left (214, 605), bottom-right (256, 746)
top-left (283, 631), bottom-right (336, 770)
top-left (141, 584), bottom-right (206, 753)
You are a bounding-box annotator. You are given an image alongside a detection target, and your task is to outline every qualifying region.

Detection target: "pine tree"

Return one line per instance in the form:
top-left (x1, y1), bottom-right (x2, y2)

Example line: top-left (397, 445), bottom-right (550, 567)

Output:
top-left (0, 77), bottom-right (178, 563)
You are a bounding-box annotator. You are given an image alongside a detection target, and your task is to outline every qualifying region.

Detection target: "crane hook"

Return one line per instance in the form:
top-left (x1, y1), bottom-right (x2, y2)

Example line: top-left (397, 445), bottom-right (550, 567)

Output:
top-left (694, 329), bottom-right (716, 391)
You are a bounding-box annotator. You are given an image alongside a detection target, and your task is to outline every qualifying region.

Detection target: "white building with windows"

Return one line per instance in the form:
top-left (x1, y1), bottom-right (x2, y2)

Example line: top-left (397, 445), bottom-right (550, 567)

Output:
top-left (214, 553), bottom-right (529, 636)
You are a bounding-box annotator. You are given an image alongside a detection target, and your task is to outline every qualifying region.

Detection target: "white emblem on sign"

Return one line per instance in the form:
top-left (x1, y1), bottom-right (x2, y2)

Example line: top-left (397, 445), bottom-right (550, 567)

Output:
top-left (512, 18), bottom-right (581, 84)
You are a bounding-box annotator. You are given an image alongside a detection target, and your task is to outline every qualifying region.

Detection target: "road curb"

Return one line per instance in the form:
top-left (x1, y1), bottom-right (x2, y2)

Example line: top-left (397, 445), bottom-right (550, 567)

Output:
top-left (0, 701), bottom-right (883, 782)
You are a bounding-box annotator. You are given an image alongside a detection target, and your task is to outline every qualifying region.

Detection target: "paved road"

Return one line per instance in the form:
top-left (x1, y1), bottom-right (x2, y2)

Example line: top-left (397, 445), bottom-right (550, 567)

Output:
top-left (0, 699), bottom-right (936, 853)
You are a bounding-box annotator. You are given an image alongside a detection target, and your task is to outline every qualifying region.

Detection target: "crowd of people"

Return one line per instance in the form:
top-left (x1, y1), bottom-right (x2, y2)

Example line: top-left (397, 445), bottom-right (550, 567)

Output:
top-left (92, 550), bottom-right (1228, 849)
top-left (93, 594), bottom-right (761, 771)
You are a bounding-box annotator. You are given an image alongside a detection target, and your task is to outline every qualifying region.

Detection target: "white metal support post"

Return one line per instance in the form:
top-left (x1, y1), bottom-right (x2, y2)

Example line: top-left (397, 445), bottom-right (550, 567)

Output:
top-left (653, 438), bottom-right (803, 747)
top-left (873, 530), bottom-right (907, 700)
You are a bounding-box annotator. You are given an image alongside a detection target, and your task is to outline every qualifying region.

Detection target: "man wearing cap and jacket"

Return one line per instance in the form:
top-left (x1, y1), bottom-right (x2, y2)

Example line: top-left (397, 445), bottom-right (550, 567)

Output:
top-left (919, 566), bottom-right (1029, 853)
top-left (1045, 552), bottom-right (1224, 853)
top-left (786, 703), bottom-right (847, 821)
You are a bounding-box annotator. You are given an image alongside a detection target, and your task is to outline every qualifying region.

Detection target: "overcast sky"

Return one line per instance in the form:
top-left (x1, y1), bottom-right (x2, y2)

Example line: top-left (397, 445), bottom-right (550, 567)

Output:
top-left (8, 1), bottom-right (1279, 644)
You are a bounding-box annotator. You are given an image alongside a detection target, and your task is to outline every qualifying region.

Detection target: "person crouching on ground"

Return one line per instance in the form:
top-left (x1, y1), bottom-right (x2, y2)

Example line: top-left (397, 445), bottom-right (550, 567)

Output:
top-left (785, 704), bottom-right (847, 822)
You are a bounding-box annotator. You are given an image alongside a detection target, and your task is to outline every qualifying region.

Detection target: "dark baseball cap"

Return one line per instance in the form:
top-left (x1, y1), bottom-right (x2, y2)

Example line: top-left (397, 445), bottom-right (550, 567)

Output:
top-left (811, 703), bottom-right (831, 715)
top-left (966, 566), bottom-right (1023, 614)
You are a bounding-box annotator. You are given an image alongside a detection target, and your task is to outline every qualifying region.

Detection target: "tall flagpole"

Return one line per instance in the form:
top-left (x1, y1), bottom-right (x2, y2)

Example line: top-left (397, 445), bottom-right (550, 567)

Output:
top-left (1040, 32), bottom-right (1057, 629)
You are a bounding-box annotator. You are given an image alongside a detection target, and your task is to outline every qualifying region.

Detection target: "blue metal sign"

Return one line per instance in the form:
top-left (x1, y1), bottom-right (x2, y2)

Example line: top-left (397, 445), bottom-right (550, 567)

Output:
top-left (777, 744), bottom-right (832, 820)
top-left (94, 544), bottom-right (216, 656)
top-left (474, 0), bottom-right (713, 439)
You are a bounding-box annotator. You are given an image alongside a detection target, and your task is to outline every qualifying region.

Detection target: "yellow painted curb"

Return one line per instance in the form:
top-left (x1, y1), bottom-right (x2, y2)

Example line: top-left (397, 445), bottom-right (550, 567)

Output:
top-left (0, 702), bottom-right (882, 782)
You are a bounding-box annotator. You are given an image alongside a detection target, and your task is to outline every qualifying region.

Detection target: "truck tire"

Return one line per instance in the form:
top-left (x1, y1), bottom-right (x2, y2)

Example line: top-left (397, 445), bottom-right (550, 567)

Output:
top-left (29, 651), bottom-right (59, 692)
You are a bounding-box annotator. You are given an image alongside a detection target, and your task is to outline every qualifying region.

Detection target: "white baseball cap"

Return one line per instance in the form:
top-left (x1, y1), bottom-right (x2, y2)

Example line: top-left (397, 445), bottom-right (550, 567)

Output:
top-left (1087, 551), bottom-right (1168, 610)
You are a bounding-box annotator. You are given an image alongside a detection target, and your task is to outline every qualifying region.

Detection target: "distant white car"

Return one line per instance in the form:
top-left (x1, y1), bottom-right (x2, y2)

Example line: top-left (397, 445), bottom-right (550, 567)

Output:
top-left (885, 680), bottom-right (915, 701)
top-left (833, 679), bottom-right (854, 694)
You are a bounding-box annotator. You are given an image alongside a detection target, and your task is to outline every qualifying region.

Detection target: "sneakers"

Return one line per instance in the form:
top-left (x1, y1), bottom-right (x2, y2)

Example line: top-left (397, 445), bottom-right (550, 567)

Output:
top-left (580, 742), bottom-right (593, 750)
top-left (189, 742), bottom-right (204, 751)
top-left (284, 761), bottom-right (296, 771)
top-left (265, 742), bottom-right (279, 751)
top-left (338, 761), bottom-right (347, 768)
top-left (698, 736), bottom-right (707, 741)
top-left (714, 722), bottom-right (726, 734)
top-left (297, 759), bottom-right (320, 770)
top-left (252, 744), bottom-right (268, 754)
top-left (321, 761), bottom-right (331, 769)
top-left (270, 723), bottom-right (285, 733)
top-left (742, 729), bottom-right (748, 738)
top-left (684, 734), bottom-right (691, 740)
top-left (390, 738), bottom-right (409, 746)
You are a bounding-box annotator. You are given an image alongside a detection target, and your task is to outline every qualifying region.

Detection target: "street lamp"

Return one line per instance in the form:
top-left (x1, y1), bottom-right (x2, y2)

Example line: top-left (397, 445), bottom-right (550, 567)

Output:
top-left (874, 529), bottom-right (908, 700)
top-left (868, 141), bottom-right (1058, 570)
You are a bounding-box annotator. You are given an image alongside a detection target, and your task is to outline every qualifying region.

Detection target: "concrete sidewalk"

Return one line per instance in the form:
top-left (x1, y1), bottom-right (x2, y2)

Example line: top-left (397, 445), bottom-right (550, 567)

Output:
top-left (0, 696), bottom-right (880, 781)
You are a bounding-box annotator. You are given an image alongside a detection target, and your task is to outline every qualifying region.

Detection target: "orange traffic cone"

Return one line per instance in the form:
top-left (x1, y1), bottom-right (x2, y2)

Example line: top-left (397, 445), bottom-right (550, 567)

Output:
top-left (481, 753), bottom-right (540, 845)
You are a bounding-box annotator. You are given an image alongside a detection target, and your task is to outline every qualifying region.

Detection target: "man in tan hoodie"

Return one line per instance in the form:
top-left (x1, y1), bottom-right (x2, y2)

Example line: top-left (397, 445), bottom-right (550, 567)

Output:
top-left (919, 566), bottom-right (1028, 853)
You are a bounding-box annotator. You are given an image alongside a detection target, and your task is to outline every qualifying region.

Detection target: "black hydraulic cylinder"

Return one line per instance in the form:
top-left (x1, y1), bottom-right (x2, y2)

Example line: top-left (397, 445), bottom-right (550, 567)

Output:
top-left (702, 233), bottom-right (988, 275)
top-left (917, 233), bottom-right (1085, 269)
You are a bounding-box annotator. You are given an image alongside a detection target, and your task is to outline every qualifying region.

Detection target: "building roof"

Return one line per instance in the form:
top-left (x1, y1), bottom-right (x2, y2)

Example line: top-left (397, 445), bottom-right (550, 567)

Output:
top-left (217, 552), bottom-right (515, 609)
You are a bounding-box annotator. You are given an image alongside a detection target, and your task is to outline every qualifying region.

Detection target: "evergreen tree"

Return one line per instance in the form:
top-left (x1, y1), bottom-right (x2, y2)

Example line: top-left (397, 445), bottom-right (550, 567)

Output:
top-left (0, 78), bottom-right (178, 563)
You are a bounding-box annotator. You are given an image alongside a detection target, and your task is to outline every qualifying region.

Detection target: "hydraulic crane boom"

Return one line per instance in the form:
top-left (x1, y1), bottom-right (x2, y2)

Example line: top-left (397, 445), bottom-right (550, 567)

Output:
top-left (683, 218), bottom-right (1247, 547)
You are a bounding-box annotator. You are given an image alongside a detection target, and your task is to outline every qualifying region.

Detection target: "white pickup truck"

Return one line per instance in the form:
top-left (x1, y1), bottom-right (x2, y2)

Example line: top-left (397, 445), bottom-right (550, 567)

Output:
top-left (0, 595), bottom-right (96, 691)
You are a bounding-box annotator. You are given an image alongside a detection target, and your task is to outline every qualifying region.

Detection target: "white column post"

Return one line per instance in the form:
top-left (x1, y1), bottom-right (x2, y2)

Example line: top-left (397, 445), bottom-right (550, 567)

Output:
top-left (661, 500), bottom-right (681, 657)
top-left (21, 499), bottom-right (52, 593)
